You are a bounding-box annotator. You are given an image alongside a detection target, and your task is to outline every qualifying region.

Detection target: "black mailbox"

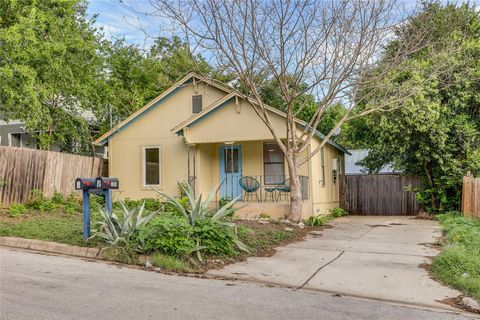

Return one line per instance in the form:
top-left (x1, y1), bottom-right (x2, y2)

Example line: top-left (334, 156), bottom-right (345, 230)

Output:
top-left (75, 178), bottom-right (97, 190)
top-left (95, 177), bottom-right (119, 190)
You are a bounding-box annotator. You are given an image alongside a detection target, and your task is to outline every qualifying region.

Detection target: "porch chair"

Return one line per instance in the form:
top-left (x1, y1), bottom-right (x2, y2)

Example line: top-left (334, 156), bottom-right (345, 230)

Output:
top-left (276, 178), bottom-right (291, 201)
top-left (239, 176), bottom-right (260, 201)
top-left (264, 184), bottom-right (279, 202)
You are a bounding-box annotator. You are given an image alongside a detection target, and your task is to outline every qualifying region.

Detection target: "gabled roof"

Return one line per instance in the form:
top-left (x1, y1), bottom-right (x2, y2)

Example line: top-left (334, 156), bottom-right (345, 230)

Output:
top-left (94, 72), bottom-right (350, 155)
top-left (171, 82), bottom-right (350, 155)
top-left (93, 72), bottom-right (232, 146)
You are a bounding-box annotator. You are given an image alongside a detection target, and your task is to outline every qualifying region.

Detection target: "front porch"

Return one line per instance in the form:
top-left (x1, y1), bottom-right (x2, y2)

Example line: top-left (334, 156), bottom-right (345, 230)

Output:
top-left (187, 141), bottom-right (311, 219)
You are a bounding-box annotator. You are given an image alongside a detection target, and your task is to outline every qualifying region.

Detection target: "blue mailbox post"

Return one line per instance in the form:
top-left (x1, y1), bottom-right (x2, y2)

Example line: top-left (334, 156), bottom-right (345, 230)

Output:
top-left (75, 177), bottom-right (119, 240)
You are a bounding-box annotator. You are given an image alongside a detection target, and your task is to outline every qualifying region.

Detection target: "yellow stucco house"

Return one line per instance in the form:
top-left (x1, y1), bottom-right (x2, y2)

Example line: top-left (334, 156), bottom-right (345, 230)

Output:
top-left (94, 73), bottom-right (349, 219)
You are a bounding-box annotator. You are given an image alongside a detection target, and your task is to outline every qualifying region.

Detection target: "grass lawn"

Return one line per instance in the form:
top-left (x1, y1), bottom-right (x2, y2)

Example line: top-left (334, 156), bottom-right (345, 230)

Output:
top-left (0, 209), bottom-right (103, 247)
top-left (0, 208), bottom-right (319, 272)
top-left (431, 213), bottom-right (480, 302)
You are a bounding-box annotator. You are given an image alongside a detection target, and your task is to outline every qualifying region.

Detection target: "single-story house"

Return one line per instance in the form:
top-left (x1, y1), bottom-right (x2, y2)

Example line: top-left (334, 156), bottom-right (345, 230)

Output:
top-left (94, 73), bottom-right (349, 219)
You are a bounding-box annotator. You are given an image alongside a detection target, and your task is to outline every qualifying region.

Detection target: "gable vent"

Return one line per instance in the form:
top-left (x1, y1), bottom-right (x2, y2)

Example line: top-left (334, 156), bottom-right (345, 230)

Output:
top-left (192, 95), bottom-right (202, 113)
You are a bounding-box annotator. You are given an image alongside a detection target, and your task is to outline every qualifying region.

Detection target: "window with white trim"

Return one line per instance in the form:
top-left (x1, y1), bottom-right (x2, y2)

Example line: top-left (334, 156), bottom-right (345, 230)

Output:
top-left (143, 146), bottom-right (161, 186)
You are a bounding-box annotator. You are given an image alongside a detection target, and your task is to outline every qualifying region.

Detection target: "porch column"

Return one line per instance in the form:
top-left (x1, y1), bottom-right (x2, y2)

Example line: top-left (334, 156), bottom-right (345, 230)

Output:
top-left (187, 144), bottom-right (196, 195)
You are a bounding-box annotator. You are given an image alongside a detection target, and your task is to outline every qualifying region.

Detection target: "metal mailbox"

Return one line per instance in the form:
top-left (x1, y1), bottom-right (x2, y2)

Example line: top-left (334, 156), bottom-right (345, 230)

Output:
top-left (76, 176), bottom-right (119, 240)
top-left (95, 177), bottom-right (119, 190)
top-left (75, 178), bottom-right (97, 190)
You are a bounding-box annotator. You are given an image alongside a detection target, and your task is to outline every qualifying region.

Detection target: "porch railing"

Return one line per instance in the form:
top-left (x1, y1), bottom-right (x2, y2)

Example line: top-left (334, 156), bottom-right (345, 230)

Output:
top-left (215, 175), bottom-right (309, 203)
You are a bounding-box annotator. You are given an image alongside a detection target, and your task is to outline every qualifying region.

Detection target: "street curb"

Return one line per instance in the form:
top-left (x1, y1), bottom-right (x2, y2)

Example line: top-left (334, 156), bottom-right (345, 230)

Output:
top-left (0, 237), bottom-right (102, 259)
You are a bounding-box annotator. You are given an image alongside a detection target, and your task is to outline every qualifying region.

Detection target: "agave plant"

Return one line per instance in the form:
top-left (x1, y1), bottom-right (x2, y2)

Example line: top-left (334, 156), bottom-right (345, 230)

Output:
top-left (154, 183), bottom-right (239, 227)
top-left (154, 183), bottom-right (250, 260)
top-left (91, 201), bottom-right (158, 245)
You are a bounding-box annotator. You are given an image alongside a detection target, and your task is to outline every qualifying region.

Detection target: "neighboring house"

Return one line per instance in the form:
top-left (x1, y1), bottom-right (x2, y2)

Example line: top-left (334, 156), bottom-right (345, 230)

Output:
top-left (0, 111), bottom-right (105, 157)
top-left (0, 113), bottom-right (44, 150)
top-left (345, 149), bottom-right (398, 175)
top-left (94, 73), bottom-right (350, 219)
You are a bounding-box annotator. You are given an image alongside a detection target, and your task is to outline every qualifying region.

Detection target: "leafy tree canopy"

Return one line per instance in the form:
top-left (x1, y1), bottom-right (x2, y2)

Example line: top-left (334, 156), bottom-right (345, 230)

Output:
top-left (0, 0), bottom-right (107, 153)
top-left (351, 2), bottom-right (480, 212)
top-left (0, 0), bottom-right (219, 151)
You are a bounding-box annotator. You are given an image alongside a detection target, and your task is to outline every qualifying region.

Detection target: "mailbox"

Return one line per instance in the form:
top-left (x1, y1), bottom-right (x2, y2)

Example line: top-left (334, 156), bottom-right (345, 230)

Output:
top-left (95, 177), bottom-right (119, 190)
top-left (75, 178), bottom-right (97, 190)
top-left (76, 176), bottom-right (119, 240)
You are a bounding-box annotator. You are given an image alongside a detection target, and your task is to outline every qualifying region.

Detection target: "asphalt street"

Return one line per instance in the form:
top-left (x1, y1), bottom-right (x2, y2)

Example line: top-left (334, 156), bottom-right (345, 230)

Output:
top-left (1, 248), bottom-right (476, 320)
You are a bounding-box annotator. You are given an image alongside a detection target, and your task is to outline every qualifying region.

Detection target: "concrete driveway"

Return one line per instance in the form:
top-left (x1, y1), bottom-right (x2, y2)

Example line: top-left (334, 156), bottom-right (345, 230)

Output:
top-left (208, 216), bottom-right (462, 311)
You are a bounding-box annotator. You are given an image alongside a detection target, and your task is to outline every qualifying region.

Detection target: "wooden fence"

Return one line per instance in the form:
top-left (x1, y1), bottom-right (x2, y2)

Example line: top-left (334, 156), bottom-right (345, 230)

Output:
top-left (340, 174), bottom-right (422, 216)
top-left (0, 146), bottom-right (104, 207)
top-left (462, 175), bottom-right (480, 219)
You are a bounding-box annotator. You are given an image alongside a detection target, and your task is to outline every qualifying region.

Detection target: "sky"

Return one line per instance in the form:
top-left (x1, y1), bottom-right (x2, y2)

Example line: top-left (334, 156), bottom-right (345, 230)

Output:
top-left (87, 0), bottom-right (480, 50)
top-left (86, 0), bottom-right (166, 50)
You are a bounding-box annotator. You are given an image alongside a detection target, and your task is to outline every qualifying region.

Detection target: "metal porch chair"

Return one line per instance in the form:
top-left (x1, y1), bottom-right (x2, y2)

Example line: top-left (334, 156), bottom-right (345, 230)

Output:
top-left (239, 176), bottom-right (260, 201)
top-left (276, 178), bottom-right (291, 201)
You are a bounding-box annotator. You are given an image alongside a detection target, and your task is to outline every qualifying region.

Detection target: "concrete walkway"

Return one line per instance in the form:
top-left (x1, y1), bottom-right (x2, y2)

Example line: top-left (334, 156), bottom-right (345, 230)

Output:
top-left (208, 216), bottom-right (462, 311)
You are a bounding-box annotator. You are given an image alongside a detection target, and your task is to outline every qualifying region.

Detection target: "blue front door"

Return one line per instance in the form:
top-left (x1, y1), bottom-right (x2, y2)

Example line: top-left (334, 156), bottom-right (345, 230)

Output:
top-left (219, 145), bottom-right (242, 199)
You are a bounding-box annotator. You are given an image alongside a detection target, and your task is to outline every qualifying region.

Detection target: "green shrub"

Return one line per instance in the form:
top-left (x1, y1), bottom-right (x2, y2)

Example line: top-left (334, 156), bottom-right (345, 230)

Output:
top-left (155, 182), bottom-right (248, 261)
top-left (119, 198), bottom-right (163, 212)
top-left (51, 192), bottom-right (66, 205)
top-left (150, 253), bottom-right (192, 272)
top-left (138, 215), bottom-right (195, 255)
top-left (432, 213), bottom-right (480, 301)
top-left (27, 189), bottom-right (58, 212)
top-left (218, 197), bottom-right (236, 218)
top-left (163, 196), bottom-right (190, 214)
top-left (8, 203), bottom-right (28, 217)
top-left (193, 219), bottom-right (236, 256)
top-left (101, 242), bottom-right (139, 264)
top-left (330, 207), bottom-right (348, 217)
top-left (90, 194), bottom-right (104, 212)
top-left (304, 215), bottom-right (329, 226)
top-left (64, 193), bottom-right (81, 214)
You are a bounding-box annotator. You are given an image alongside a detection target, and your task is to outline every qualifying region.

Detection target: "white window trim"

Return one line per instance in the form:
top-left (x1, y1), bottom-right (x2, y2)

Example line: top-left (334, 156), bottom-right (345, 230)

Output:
top-left (142, 145), bottom-right (162, 188)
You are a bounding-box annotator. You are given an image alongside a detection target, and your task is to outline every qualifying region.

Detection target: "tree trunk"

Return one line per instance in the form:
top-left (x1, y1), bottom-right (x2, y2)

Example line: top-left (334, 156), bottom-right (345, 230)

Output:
top-left (423, 161), bottom-right (439, 212)
top-left (287, 154), bottom-right (303, 222)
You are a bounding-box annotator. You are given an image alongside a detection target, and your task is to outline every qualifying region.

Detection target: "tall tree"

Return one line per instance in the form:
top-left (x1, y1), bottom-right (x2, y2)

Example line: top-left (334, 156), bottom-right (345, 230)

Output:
top-left (354, 3), bottom-right (480, 212)
top-left (154, 0), bottom-right (439, 221)
top-left (0, 0), bottom-right (107, 153)
top-left (98, 36), bottom-right (217, 133)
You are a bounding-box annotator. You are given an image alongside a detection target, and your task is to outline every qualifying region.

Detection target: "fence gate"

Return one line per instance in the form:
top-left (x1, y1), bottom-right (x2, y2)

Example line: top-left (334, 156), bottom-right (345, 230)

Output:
top-left (340, 174), bottom-right (421, 216)
top-left (462, 175), bottom-right (480, 219)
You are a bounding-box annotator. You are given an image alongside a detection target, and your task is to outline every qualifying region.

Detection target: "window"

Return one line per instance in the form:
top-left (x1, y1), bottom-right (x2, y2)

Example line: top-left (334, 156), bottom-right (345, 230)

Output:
top-left (224, 148), bottom-right (239, 173)
top-left (9, 133), bottom-right (21, 147)
top-left (320, 147), bottom-right (326, 187)
top-left (143, 146), bottom-right (161, 186)
top-left (263, 143), bottom-right (284, 184)
top-left (192, 95), bottom-right (202, 113)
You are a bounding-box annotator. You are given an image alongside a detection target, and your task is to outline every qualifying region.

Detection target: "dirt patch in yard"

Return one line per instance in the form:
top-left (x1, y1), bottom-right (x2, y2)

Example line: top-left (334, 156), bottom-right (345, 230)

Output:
top-left (195, 220), bottom-right (328, 272)
top-left (437, 296), bottom-right (480, 315)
